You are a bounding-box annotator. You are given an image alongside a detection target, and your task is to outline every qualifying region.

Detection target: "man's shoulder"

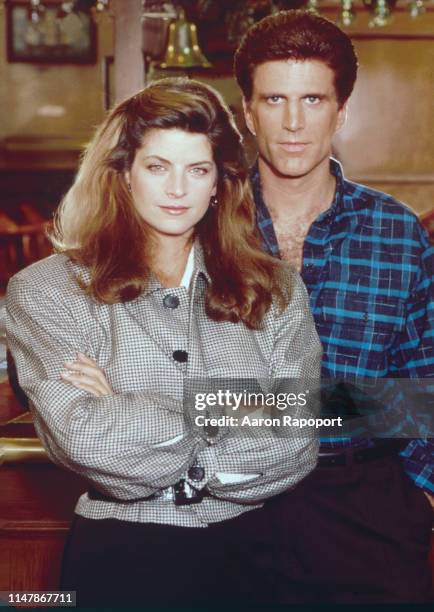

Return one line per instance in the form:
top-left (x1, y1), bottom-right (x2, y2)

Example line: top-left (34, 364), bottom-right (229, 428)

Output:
top-left (343, 179), bottom-right (415, 218)
top-left (341, 178), bottom-right (428, 239)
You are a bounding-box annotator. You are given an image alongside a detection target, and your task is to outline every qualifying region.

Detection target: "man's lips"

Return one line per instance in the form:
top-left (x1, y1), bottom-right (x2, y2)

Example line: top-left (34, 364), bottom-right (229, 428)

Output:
top-left (159, 205), bottom-right (189, 215)
top-left (278, 142), bottom-right (309, 152)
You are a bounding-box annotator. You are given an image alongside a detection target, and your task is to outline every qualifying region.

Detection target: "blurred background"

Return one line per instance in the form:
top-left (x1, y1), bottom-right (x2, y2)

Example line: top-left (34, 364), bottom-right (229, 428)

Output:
top-left (0, 0), bottom-right (433, 594)
top-left (0, 0), bottom-right (433, 291)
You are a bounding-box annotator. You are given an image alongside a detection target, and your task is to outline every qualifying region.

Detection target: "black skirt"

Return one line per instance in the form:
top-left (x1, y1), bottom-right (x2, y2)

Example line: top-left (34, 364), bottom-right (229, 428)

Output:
top-left (59, 504), bottom-right (277, 607)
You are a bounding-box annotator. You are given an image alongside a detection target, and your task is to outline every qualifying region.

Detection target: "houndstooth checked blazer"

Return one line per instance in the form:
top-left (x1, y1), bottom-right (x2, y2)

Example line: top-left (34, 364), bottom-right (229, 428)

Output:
top-left (6, 244), bottom-right (322, 527)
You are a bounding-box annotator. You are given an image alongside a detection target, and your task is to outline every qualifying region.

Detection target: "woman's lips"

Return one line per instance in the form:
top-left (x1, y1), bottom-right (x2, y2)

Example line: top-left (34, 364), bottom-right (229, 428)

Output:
top-left (159, 206), bottom-right (189, 215)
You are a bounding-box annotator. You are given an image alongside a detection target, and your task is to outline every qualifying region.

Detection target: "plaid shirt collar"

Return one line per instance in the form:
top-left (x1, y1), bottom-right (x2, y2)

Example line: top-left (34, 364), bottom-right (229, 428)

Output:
top-left (251, 157), bottom-right (347, 257)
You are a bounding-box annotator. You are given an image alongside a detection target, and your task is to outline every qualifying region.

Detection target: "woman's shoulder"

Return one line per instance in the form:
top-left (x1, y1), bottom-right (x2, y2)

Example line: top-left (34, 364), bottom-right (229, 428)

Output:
top-left (268, 263), bottom-right (312, 324)
top-left (272, 263), bottom-right (306, 304)
top-left (8, 254), bottom-right (87, 301)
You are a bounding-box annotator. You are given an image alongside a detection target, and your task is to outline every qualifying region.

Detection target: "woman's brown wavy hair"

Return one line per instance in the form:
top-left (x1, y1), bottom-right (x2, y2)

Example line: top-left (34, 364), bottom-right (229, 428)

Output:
top-left (51, 77), bottom-right (289, 329)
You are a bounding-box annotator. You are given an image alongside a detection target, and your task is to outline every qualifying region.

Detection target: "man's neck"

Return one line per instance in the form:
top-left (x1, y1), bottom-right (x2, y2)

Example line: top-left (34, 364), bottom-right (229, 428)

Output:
top-left (257, 156), bottom-right (337, 271)
top-left (258, 157), bottom-right (336, 221)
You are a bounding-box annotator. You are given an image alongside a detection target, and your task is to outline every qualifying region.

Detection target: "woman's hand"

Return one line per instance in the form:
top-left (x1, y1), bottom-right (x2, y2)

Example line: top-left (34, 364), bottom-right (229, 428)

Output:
top-left (61, 352), bottom-right (113, 397)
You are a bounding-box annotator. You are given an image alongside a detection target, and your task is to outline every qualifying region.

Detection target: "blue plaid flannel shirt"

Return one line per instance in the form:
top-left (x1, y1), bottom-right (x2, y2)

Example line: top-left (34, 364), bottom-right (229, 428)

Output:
top-left (252, 158), bottom-right (434, 492)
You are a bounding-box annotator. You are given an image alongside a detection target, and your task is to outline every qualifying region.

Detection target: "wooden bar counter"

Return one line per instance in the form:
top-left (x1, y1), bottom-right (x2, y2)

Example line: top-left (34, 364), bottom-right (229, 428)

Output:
top-left (0, 381), bottom-right (86, 591)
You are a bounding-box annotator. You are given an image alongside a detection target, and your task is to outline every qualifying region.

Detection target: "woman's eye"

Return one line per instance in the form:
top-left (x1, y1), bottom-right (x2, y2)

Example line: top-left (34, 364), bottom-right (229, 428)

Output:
top-left (190, 167), bottom-right (208, 176)
top-left (147, 164), bottom-right (165, 172)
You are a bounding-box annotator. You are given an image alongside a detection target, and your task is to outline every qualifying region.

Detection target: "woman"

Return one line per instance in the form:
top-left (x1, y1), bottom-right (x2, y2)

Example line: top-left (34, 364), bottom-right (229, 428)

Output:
top-left (6, 78), bottom-right (321, 605)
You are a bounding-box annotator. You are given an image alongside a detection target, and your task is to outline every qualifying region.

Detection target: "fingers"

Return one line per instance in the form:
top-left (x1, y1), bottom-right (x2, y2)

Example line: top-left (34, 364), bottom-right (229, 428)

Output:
top-left (61, 370), bottom-right (111, 397)
top-left (64, 358), bottom-right (107, 386)
top-left (76, 352), bottom-right (97, 365)
top-left (60, 353), bottom-right (113, 397)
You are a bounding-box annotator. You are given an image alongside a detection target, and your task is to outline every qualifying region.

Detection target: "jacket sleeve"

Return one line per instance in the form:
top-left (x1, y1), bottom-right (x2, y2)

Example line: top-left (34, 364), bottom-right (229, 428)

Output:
top-left (191, 270), bottom-right (322, 503)
top-left (5, 276), bottom-right (204, 501)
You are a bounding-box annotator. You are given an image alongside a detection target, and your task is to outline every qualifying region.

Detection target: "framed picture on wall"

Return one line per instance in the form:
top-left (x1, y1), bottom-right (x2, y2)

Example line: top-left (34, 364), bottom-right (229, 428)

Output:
top-left (102, 55), bottom-right (114, 110)
top-left (6, 1), bottom-right (97, 64)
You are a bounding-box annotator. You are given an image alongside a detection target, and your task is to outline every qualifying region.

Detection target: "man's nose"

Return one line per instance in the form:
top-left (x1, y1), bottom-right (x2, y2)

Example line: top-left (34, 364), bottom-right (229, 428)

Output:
top-left (282, 100), bottom-right (305, 132)
top-left (165, 169), bottom-right (187, 198)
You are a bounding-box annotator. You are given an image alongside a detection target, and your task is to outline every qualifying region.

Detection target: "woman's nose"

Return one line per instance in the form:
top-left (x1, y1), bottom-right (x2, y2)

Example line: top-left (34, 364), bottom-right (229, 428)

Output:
top-left (165, 170), bottom-right (187, 198)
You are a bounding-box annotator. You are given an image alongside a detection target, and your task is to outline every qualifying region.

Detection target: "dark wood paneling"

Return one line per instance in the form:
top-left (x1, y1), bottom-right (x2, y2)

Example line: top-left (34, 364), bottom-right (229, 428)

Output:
top-left (0, 463), bottom-right (87, 590)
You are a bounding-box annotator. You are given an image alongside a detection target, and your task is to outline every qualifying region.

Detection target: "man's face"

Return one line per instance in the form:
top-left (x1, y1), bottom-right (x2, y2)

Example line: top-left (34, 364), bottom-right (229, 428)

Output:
top-left (244, 59), bottom-right (347, 179)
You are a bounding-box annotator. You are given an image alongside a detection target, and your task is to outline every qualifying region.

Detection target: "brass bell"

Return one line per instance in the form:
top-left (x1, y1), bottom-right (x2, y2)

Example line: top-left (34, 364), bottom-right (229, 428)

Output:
top-left (159, 9), bottom-right (211, 69)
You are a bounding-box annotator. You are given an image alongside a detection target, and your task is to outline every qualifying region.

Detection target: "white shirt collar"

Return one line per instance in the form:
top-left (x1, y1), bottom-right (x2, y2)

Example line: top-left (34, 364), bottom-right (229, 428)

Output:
top-left (180, 245), bottom-right (195, 289)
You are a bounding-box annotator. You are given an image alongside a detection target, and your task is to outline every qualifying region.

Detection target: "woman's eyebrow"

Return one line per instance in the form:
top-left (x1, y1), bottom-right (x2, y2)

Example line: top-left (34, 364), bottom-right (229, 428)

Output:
top-left (142, 155), bottom-right (169, 162)
top-left (187, 160), bottom-right (214, 167)
top-left (142, 155), bottom-right (213, 166)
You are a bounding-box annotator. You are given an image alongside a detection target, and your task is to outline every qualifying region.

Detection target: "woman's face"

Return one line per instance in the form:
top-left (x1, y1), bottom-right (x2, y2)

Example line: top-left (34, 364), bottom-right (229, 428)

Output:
top-left (125, 128), bottom-right (217, 242)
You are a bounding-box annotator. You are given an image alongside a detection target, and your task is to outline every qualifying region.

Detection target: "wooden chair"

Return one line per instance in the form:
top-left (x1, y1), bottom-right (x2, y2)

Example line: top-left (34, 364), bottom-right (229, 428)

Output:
top-left (0, 216), bottom-right (52, 289)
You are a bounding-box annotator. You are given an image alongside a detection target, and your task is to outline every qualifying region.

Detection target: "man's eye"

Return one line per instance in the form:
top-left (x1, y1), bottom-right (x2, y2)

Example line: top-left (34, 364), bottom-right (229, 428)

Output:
top-left (190, 167), bottom-right (208, 176)
top-left (147, 164), bottom-right (165, 172)
top-left (266, 95), bottom-right (283, 105)
top-left (306, 96), bottom-right (320, 105)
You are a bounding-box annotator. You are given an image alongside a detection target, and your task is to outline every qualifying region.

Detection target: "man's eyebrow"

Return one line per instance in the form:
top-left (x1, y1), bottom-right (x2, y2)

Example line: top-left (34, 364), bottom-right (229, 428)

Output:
top-left (258, 93), bottom-right (286, 98)
top-left (257, 92), bottom-right (330, 99)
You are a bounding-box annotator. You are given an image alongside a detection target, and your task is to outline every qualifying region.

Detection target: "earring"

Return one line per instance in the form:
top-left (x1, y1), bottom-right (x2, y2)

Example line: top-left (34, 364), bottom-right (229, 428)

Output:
top-left (127, 183), bottom-right (132, 193)
top-left (210, 195), bottom-right (218, 208)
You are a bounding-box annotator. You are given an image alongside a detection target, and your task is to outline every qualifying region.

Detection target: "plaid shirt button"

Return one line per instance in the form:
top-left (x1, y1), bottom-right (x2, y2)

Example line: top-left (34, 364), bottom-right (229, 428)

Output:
top-left (173, 350), bottom-right (188, 362)
top-left (188, 466), bottom-right (205, 481)
top-left (163, 294), bottom-right (180, 309)
top-left (204, 424), bottom-right (219, 438)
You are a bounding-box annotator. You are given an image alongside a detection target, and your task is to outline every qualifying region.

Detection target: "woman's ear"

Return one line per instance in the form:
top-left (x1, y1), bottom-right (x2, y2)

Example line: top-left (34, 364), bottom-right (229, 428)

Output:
top-left (124, 171), bottom-right (132, 193)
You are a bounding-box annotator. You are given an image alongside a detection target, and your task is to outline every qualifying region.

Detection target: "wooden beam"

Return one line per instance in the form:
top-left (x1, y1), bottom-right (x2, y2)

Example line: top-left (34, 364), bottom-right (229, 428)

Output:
top-left (113, 0), bottom-right (144, 104)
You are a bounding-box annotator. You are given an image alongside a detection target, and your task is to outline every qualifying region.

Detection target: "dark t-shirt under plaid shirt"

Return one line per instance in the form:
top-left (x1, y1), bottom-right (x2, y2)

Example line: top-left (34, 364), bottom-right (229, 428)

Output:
top-left (252, 158), bottom-right (434, 493)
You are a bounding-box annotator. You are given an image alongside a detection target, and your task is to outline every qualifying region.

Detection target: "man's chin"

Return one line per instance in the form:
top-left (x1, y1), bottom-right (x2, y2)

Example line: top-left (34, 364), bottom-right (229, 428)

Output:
top-left (267, 158), bottom-right (311, 180)
top-left (260, 153), bottom-right (328, 180)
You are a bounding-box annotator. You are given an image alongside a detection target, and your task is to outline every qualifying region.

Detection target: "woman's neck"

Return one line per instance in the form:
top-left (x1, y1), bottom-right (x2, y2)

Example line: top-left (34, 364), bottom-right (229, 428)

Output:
top-left (151, 235), bottom-right (193, 288)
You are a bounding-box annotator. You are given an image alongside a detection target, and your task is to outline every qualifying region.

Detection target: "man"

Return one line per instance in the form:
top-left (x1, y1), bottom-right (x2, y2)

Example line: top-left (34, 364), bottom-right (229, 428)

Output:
top-left (234, 10), bottom-right (433, 604)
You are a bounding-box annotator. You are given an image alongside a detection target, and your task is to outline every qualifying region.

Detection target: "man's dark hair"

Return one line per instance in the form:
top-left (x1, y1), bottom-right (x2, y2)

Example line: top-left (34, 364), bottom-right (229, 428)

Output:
top-left (234, 10), bottom-right (358, 107)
